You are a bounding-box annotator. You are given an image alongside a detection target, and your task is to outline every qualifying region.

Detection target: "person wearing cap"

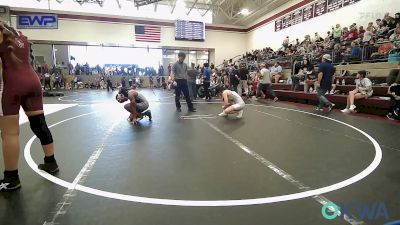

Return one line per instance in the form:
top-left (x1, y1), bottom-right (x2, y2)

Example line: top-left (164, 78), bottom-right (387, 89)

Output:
top-left (316, 54), bottom-right (336, 112)
top-left (171, 52), bottom-right (196, 112)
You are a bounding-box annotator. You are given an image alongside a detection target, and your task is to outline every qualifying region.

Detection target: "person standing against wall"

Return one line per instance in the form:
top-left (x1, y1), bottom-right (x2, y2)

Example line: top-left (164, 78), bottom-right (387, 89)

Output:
top-left (230, 65), bottom-right (240, 92)
top-left (171, 52), bottom-right (196, 112)
top-left (106, 74), bottom-right (114, 92)
top-left (187, 63), bottom-right (198, 101)
top-left (316, 54), bottom-right (335, 112)
top-left (237, 63), bottom-right (249, 96)
top-left (203, 63), bottom-right (212, 101)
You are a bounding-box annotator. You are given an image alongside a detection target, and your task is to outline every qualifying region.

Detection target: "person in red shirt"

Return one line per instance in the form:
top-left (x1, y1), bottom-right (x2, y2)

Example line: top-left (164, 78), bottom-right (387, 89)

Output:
top-left (0, 22), bottom-right (59, 192)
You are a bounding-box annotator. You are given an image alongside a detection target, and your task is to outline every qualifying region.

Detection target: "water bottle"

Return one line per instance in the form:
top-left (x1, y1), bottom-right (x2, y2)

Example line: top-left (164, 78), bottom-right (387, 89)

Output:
top-left (336, 79), bottom-right (340, 85)
top-left (309, 87), bottom-right (313, 92)
top-left (342, 79), bottom-right (346, 85)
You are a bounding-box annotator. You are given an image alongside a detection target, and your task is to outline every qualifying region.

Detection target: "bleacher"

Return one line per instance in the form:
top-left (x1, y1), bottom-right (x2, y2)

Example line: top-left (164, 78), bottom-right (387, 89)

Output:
top-left (269, 62), bottom-right (397, 115)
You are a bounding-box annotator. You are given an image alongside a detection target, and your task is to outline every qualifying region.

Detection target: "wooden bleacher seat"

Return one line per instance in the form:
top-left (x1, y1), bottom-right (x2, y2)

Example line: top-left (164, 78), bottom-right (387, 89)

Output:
top-left (270, 83), bottom-right (392, 113)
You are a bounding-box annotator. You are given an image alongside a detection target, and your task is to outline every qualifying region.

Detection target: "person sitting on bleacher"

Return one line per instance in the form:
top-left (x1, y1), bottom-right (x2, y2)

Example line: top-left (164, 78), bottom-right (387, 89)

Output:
top-left (302, 59), bottom-right (316, 93)
top-left (370, 41), bottom-right (395, 60)
top-left (341, 70), bottom-right (373, 113)
top-left (270, 62), bottom-right (283, 83)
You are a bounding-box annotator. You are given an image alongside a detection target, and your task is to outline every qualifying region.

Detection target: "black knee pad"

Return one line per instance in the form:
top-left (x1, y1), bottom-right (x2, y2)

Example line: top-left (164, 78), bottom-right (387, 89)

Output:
top-left (28, 114), bottom-right (53, 145)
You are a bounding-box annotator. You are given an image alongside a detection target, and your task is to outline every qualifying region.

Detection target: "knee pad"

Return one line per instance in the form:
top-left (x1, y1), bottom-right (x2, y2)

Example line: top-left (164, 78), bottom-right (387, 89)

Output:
top-left (28, 114), bottom-right (53, 145)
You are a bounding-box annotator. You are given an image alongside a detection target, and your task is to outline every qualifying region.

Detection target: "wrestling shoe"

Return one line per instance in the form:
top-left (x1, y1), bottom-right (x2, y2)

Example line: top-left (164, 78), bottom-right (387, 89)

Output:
top-left (218, 112), bottom-right (228, 117)
top-left (38, 161), bottom-right (59, 174)
top-left (328, 104), bottom-right (335, 112)
top-left (144, 110), bottom-right (152, 121)
top-left (0, 177), bottom-right (21, 192)
top-left (237, 110), bottom-right (244, 118)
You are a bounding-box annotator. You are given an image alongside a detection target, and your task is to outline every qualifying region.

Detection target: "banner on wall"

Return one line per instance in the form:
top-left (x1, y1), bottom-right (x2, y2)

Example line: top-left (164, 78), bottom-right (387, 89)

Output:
top-left (291, 9), bottom-right (303, 26)
top-left (275, 18), bottom-right (282, 32)
top-left (327, 0), bottom-right (344, 12)
top-left (282, 14), bottom-right (292, 29)
top-left (0, 6), bottom-right (10, 25)
top-left (17, 14), bottom-right (58, 29)
top-left (343, 0), bottom-right (360, 6)
top-left (314, 0), bottom-right (328, 17)
top-left (274, 0), bottom-right (362, 32)
top-left (302, 4), bottom-right (314, 22)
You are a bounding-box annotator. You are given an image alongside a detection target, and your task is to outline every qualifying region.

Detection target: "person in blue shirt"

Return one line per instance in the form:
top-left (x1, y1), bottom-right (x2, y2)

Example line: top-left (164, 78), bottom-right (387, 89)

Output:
top-left (203, 62), bottom-right (212, 101)
top-left (316, 54), bottom-right (336, 111)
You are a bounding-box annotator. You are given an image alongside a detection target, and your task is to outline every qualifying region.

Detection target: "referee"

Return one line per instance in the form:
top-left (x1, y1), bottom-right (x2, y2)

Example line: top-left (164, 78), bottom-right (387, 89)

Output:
top-left (171, 52), bottom-right (196, 112)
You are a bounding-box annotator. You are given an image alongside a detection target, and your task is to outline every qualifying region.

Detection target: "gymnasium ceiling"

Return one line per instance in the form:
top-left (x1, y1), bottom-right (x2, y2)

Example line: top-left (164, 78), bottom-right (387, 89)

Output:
top-left (28, 0), bottom-right (292, 27)
top-left (155, 0), bottom-right (290, 26)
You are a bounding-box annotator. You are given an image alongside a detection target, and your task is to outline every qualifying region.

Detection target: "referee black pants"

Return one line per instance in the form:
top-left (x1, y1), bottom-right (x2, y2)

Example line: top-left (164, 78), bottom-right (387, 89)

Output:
top-left (175, 79), bottom-right (194, 110)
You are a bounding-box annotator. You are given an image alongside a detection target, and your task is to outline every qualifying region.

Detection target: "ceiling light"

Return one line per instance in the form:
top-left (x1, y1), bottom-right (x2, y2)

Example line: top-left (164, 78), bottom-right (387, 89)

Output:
top-left (240, 8), bottom-right (250, 15)
top-left (174, 50), bottom-right (180, 53)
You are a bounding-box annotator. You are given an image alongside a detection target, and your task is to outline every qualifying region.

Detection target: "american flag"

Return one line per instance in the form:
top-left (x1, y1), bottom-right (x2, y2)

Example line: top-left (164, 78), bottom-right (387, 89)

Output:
top-left (135, 25), bottom-right (161, 43)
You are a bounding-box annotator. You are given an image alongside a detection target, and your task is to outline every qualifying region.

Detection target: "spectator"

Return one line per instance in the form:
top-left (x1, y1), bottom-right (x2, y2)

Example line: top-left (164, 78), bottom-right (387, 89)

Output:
top-left (333, 43), bottom-right (343, 63)
top-left (386, 82), bottom-right (400, 120)
top-left (223, 59), bottom-right (228, 67)
top-left (168, 64), bottom-right (172, 76)
top-left (291, 59), bottom-right (302, 91)
top-left (362, 26), bottom-right (374, 44)
top-left (202, 63), bottom-right (212, 101)
top-left (106, 75), bottom-right (113, 92)
top-left (386, 64), bottom-right (400, 120)
top-left (376, 20), bottom-right (389, 38)
top-left (326, 31), bottom-right (332, 40)
top-left (229, 65), bottom-right (240, 92)
top-left (283, 36), bottom-right (290, 48)
top-left (270, 62), bottom-right (283, 83)
top-left (358, 26), bottom-right (366, 37)
top-left (341, 27), bottom-right (350, 42)
top-left (341, 70), bottom-right (373, 113)
top-left (312, 32), bottom-right (323, 43)
top-left (237, 63), bottom-right (249, 96)
top-left (376, 19), bottom-right (382, 29)
top-left (370, 41), bottom-right (395, 59)
top-left (395, 13), bottom-right (400, 26)
top-left (44, 72), bottom-right (51, 90)
top-left (384, 12), bottom-right (397, 30)
top-left (367, 22), bottom-right (377, 34)
top-left (390, 22), bottom-right (400, 41)
top-left (187, 63), bottom-right (198, 101)
top-left (344, 41), bottom-right (362, 62)
top-left (333, 24), bottom-right (343, 43)
top-left (347, 26), bottom-right (359, 41)
top-left (121, 77), bottom-right (126, 88)
top-left (302, 59), bottom-right (317, 93)
top-left (257, 63), bottom-right (278, 101)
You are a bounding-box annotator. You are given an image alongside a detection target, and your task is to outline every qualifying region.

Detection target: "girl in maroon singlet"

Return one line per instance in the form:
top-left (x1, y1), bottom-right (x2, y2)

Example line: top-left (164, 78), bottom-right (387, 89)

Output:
top-left (0, 23), bottom-right (59, 192)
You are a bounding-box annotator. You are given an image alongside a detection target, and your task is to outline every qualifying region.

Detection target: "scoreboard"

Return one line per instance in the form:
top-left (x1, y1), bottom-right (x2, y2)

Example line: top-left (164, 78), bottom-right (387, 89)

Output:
top-left (175, 20), bottom-right (205, 41)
